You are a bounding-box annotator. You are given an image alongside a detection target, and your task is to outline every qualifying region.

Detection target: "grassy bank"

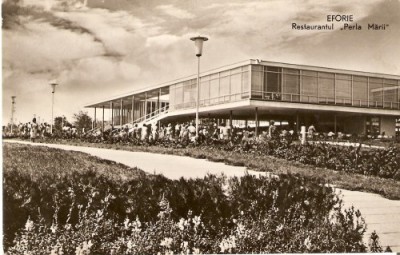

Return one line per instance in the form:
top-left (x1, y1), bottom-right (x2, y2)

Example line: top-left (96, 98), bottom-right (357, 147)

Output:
top-left (25, 138), bottom-right (400, 200)
top-left (2, 143), bottom-right (147, 248)
top-left (3, 143), bottom-right (374, 253)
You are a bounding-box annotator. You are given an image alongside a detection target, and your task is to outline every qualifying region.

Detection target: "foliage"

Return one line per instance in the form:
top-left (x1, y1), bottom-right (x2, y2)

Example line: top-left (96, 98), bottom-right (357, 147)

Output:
top-left (2, 143), bottom-right (146, 248)
top-left (73, 111), bottom-right (92, 133)
top-left (51, 134), bottom-right (400, 181)
top-left (54, 116), bottom-right (71, 133)
top-left (3, 143), bottom-right (371, 253)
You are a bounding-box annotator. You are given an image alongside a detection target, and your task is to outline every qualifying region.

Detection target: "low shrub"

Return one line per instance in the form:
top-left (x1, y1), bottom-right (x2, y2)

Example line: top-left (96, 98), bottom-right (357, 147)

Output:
top-left (4, 144), bottom-right (370, 253)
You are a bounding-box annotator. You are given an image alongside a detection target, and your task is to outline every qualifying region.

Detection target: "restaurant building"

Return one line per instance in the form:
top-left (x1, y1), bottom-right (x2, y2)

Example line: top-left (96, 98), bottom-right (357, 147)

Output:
top-left (85, 59), bottom-right (400, 137)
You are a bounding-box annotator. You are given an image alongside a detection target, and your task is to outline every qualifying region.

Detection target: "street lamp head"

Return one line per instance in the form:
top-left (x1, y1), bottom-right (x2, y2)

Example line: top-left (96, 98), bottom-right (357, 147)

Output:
top-left (190, 36), bottom-right (208, 57)
top-left (50, 80), bottom-right (58, 93)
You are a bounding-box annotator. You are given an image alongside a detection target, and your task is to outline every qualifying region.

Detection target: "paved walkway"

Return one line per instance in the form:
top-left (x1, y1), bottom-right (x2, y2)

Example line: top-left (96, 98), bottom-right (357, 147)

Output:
top-left (4, 140), bottom-right (400, 251)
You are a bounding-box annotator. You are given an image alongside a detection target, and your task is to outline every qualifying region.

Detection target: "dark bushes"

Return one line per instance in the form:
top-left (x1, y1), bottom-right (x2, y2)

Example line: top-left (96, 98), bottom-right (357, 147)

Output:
top-left (4, 144), bottom-right (369, 253)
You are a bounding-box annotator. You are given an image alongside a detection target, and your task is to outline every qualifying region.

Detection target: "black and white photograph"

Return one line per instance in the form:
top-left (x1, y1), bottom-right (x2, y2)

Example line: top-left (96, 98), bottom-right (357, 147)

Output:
top-left (2, 0), bottom-right (400, 254)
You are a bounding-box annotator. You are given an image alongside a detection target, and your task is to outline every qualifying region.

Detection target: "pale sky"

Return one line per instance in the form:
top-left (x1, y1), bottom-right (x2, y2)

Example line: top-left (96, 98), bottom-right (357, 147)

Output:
top-left (2, 0), bottom-right (400, 125)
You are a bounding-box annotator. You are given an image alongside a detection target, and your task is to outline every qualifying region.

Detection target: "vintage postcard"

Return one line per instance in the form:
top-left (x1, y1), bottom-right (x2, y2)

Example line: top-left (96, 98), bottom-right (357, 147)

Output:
top-left (2, 0), bottom-right (400, 254)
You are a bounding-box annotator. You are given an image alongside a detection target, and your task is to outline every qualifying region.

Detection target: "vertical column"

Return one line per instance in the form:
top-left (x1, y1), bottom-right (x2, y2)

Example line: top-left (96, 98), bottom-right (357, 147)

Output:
top-left (94, 107), bottom-right (97, 129)
top-left (144, 92), bottom-right (148, 120)
top-left (255, 107), bottom-right (259, 136)
top-left (262, 68), bottom-right (265, 99)
top-left (110, 102), bottom-right (114, 131)
top-left (317, 72), bottom-right (320, 103)
top-left (127, 109), bottom-right (129, 123)
top-left (367, 77), bottom-right (370, 107)
top-left (131, 96), bottom-right (135, 123)
top-left (102, 106), bottom-right (104, 133)
top-left (334, 73), bottom-right (337, 104)
top-left (120, 99), bottom-right (123, 126)
top-left (158, 89), bottom-right (161, 111)
top-left (229, 110), bottom-right (233, 128)
top-left (299, 70), bottom-right (303, 102)
top-left (245, 119), bottom-right (248, 128)
top-left (296, 112), bottom-right (300, 133)
top-left (351, 75), bottom-right (354, 106)
top-left (281, 68), bottom-right (284, 97)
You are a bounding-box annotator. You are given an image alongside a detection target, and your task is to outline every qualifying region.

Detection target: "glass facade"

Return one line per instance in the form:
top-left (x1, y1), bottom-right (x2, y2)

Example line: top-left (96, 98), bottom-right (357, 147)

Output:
top-left (169, 65), bottom-right (250, 110)
top-left (167, 63), bottom-right (399, 111)
top-left (353, 76), bottom-right (368, 107)
top-left (250, 64), bottom-right (400, 109)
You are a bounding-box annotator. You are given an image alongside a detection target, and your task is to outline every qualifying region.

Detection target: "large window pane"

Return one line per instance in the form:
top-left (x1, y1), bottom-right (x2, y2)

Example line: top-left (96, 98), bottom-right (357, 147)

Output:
top-left (210, 77), bottom-right (219, 104)
top-left (318, 72), bottom-right (334, 103)
top-left (200, 80), bottom-right (210, 103)
top-left (242, 71), bottom-right (249, 98)
top-left (230, 73), bottom-right (242, 100)
top-left (336, 74), bottom-right (351, 105)
top-left (219, 75), bottom-right (230, 102)
top-left (383, 83), bottom-right (398, 108)
top-left (183, 83), bottom-right (192, 104)
top-left (264, 68), bottom-right (281, 94)
top-left (169, 85), bottom-right (175, 109)
top-left (353, 76), bottom-right (368, 106)
top-left (282, 68), bottom-right (300, 101)
top-left (175, 83), bottom-right (183, 106)
top-left (189, 83), bottom-right (196, 106)
top-left (251, 69), bottom-right (263, 99)
top-left (301, 71), bottom-right (318, 103)
top-left (369, 78), bottom-right (383, 107)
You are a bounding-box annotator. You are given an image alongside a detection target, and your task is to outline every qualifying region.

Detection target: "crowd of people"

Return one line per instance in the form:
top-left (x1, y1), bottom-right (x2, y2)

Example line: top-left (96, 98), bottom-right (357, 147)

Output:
top-left (2, 118), bottom-right (80, 142)
top-left (81, 119), bottom-right (302, 145)
top-left (4, 117), bottom-right (393, 146)
top-left (3, 117), bottom-right (298, 145)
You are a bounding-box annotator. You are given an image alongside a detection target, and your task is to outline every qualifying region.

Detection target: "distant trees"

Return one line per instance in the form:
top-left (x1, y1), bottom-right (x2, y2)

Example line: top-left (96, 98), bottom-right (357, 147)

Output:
top-left (73, 111), bottom-right (92, 133)
top-left (52, 111), bottom-right (92, 134)
top-left (54, 116), bottom-right (70, 133)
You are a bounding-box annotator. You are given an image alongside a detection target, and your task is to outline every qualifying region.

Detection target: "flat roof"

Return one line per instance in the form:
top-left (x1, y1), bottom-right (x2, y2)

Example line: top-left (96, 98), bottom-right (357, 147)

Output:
top-left (85, 59), bottom-right (400, 108)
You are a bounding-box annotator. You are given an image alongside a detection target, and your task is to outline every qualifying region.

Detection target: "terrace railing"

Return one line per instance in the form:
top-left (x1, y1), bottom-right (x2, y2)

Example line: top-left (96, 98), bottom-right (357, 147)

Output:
top-left (131, 105), bottom-right (170, 126)
top-left (250, 91), bottom-right (400, 110)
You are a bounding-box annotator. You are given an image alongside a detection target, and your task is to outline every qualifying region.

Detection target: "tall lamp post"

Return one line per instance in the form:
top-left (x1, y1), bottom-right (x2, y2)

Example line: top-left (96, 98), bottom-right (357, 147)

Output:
top-left (190, 35), bottom-right (208, 137)
top-left (50, 81), bottom-right (58, 134)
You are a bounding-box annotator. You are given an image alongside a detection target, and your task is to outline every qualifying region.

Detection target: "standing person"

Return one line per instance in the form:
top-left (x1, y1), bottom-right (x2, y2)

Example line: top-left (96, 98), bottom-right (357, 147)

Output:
top-left (134, 124), bottom-right (140, 140)
top-left (268, 120), bottom-right (277, 138)
top-left (30, 118), bottom-right (39, 142)
top-left (221, 123), bottom-right (230, 140)
top-left (159, 125), bottom-right (165, 140)
top-left (141, 124), bottom-right (148, 141)
top-left (188, 122), bottom-right (196, 139)
top-left (308, 124), bottom-right (316, 138)
top-left (175, 123), bottom-right (181, 139)
top-left (165, 123), bottom-right (172, 140)
top-left (151, 123), bottom-right (158, 141)
top-left (40, 123), bottom-right (46, 139)
top-left (242, 127), bottom-right (250, 141)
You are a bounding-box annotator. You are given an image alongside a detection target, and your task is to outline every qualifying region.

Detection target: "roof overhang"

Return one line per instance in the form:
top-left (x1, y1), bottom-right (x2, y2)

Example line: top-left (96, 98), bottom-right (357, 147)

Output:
top-left (167, 99), bottom-right (400, 119)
